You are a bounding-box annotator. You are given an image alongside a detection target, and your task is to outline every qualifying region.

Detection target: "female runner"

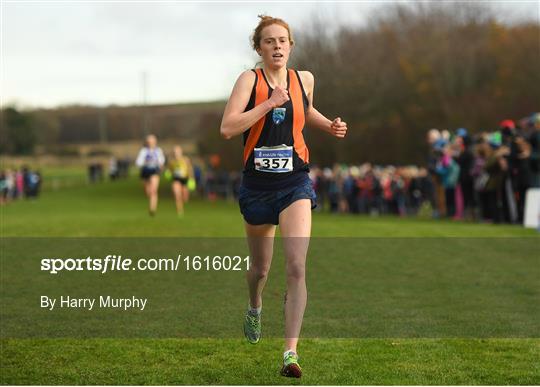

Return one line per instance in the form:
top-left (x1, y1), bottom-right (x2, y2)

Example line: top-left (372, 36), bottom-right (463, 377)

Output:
top-left (220, 15), bottom-right (347, 378)
top-left (135, 134), bottom-right (165, 216)
top-left (167, 145), bottom-right (193, 216)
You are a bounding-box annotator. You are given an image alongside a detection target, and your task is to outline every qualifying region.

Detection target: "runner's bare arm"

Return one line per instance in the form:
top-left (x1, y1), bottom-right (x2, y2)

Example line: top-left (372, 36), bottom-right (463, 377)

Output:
top-left (301, 71), bottom-right (347, 139)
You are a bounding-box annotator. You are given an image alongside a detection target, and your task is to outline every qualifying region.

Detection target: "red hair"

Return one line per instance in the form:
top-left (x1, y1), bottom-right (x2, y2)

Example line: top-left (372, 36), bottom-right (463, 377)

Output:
top-left (251, 15), bottom-right (294, 51)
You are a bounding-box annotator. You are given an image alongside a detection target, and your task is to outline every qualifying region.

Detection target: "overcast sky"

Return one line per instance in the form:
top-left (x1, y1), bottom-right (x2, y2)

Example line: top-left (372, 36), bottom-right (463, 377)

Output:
top-left (1, 1), bottom-right (538, 108)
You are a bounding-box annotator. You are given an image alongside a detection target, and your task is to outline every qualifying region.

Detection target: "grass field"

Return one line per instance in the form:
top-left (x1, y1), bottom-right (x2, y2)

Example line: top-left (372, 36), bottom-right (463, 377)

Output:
top-left (2, 176), bottom-right (537, 237)
top-left (1, 175), bottom-right (539, 385)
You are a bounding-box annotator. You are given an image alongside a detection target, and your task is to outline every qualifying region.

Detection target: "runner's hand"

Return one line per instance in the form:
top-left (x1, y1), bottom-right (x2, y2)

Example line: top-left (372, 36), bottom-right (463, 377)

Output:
top-left (330, 117), bottom-right (347, 138)
top-left (268, 86), bottom-right (289, 108)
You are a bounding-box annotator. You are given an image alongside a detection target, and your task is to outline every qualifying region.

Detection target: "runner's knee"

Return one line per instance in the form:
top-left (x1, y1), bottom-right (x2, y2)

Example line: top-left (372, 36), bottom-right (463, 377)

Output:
top-left (250, 263), bottom-right (271, 280)
top-left (286, 261), bottom-right (305, 281)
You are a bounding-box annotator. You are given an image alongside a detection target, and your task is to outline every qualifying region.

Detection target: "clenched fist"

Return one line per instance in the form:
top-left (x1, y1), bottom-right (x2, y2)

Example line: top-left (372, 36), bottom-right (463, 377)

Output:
top-left (268, 86), bottom-right (290, 108)
top-left (330, 117), bottom-right (347, 138)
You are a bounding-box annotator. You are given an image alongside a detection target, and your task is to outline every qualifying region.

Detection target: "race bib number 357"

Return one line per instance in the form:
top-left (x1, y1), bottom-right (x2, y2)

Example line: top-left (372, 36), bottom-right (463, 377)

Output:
top-left (254, 145), bottom-right (293, 173)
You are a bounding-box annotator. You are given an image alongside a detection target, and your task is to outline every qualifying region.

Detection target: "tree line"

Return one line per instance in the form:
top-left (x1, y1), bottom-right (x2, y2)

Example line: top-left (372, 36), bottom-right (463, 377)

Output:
top-left (291, 2), bottom-right (539, 166)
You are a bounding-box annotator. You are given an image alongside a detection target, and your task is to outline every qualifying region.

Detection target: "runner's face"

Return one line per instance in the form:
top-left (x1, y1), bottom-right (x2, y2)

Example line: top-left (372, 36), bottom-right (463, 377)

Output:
top-left (174, 146), bottom-right (183, 158)
top-left (146, 135), bottom-right (157, 148)
top-left (257, 24), bottom-right (291, 69)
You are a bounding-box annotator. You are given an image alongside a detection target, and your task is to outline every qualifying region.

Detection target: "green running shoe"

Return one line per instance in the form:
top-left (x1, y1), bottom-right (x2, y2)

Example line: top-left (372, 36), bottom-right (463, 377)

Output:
top-left (281, 351), bottom-right (302, 378)
top-left (243, 311), bottom-right (261, 344)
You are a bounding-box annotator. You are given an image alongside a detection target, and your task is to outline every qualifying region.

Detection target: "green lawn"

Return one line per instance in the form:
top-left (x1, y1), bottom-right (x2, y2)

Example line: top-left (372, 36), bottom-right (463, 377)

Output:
top-left (1, 175), bottom-right (539, 385)
top-left (2, 177), bottom-right (536, 237)
top-left (3, 339), bottom-right (538, 385)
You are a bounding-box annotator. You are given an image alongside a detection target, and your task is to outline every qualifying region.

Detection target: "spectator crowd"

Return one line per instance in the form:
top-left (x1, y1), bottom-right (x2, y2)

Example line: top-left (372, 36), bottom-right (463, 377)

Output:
top-left (305, 113), bottom-right (539, 224)
top-left (0, 167), bottom-right (42, 204)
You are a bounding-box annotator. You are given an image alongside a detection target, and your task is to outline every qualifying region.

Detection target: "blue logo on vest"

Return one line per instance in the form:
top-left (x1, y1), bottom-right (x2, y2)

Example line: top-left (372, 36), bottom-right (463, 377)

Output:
top-left (272, 107), bottom-right (286, 125)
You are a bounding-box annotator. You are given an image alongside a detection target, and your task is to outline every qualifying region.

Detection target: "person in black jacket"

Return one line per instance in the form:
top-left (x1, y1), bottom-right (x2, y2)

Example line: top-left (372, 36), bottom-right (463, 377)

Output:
top-left (456, 129), bottom-right (476, 221)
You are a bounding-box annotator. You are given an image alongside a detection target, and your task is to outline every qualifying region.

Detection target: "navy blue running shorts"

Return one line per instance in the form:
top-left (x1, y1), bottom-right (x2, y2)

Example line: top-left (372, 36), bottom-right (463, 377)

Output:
top-left (238, 180), bottom-right (317, 225)
top-left (140, 166), bottom-right (160, 180)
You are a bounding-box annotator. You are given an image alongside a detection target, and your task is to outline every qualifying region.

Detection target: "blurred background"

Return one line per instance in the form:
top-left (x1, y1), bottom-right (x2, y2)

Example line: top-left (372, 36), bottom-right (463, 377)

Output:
top-left (1, 1), bottom-right (539, 226)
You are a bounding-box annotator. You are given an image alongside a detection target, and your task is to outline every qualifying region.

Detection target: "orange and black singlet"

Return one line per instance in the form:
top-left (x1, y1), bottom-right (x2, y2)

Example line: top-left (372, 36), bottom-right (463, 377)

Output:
top-left (242, 68), bottom-right (310, 191)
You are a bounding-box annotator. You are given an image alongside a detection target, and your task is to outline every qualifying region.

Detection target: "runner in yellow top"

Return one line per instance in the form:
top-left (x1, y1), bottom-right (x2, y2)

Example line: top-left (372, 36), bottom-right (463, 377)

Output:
top-left (167, 145), bottom-right (193, 216)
